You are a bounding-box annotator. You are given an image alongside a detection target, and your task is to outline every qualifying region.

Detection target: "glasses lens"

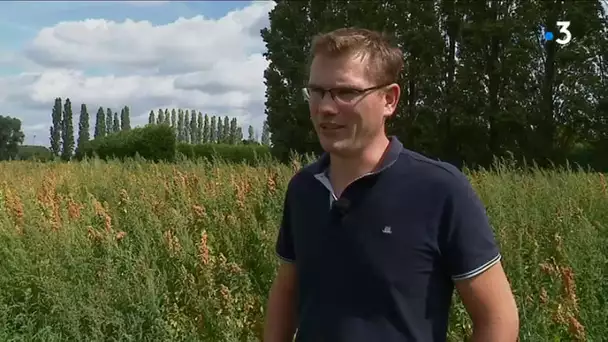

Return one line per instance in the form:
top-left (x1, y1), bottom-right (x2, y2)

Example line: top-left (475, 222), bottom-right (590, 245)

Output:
top-left (334, 90), bottom-right (357, 103)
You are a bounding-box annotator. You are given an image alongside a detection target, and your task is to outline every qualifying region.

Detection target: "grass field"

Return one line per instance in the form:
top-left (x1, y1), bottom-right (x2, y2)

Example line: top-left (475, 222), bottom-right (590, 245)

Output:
top-left (0, 158), bottom-right (606, 341)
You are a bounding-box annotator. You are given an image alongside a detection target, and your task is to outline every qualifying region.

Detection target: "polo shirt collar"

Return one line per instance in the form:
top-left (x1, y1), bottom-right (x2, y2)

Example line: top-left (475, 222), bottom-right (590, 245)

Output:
top-left (311, 135), bottom-right (403, 177)
top-left (311, 136), bottom-right (403, 202)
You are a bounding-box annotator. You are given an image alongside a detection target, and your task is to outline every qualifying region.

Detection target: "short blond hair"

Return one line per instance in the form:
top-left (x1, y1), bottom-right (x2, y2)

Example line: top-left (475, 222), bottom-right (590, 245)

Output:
top-left (309, 27), bottom-right (404, 85)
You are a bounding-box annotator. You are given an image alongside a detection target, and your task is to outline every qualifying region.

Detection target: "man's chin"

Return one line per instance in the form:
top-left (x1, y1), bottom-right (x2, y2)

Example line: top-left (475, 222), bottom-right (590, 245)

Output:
top-left (319, 137), bottom-right (352, 155)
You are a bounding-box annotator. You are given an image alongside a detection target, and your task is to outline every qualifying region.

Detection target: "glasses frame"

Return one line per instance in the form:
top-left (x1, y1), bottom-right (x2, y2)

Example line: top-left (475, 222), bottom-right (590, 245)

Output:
top-left (302, 83), bottom-right (391, 104)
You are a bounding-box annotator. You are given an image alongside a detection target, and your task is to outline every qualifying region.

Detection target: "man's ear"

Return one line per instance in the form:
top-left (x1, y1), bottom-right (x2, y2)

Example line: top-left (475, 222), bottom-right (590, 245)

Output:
top-left (384, 83), bottom-right (400, 117)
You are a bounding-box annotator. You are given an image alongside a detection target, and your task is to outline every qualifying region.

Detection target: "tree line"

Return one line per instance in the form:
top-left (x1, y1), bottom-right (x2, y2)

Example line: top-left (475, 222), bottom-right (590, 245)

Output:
top-left (146, 109), bottom-right (271, 146)
top-left (262, 0), bottom-right (608, 171)
top-left (48, 97), bottom-right (135, 160)
top-left (0, 100), bottom-right (272, 162)
top-left (44, 97), bottom-right (271, 161)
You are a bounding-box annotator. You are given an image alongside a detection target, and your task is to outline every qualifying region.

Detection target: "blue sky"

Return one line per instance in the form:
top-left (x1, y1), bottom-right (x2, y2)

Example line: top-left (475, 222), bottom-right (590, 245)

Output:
top-left (0, 1), bottom-right (252, 74)
top-left (0, 0), bottom-right (274, 145)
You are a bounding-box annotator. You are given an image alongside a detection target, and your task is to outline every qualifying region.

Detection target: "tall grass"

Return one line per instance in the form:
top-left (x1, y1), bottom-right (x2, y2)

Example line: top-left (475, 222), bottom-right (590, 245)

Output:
top-left (0, 158), bottom-right (606, 341)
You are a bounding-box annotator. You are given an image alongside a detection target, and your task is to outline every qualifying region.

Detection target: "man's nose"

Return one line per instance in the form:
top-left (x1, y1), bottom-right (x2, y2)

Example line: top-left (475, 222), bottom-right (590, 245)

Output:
top-left (316, 92), bottom-right (338, 114)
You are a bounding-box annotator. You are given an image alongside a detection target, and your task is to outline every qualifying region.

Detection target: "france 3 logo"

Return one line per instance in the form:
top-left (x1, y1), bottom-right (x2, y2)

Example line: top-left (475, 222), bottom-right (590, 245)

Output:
top-left (543, 21), bottom-right (572, 45)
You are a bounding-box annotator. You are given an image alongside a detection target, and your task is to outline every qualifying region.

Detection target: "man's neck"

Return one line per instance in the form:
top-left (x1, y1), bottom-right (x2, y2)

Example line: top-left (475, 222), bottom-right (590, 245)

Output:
top-left (328, 135), bottom-right (391, 197)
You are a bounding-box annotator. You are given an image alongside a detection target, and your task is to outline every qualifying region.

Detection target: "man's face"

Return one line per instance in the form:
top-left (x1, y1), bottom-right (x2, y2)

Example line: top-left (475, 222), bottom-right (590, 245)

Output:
top-left (307, 53), bottom-right (399, 157)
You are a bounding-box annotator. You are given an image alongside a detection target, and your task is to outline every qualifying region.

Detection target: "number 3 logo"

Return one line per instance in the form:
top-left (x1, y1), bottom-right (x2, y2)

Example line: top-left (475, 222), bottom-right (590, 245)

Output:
top-left (556, 21), bottom-right (572, 45)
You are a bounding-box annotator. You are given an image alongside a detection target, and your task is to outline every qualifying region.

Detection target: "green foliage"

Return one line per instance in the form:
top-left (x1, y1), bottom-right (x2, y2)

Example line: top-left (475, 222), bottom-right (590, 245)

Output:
top-left (217, 117), bottom-right (224, 143)
top-left (197, 112), bottom-right (204, 143)
top-left (94, 107), bottom-right (106, 138)
top-left (171, 109), bottom-right (177, 129)
top-left (105, 108), bottom-right (113, 135)
top-left (566, 142), bottom-right (608, 172)
top-left (0, 115), bottom-right (25, 161)
top-left (163, 109), bottom-right (170, 125)
top-left (148, 110), bottom-right (154, 125)
top-left (229, 117), bottom-right (238, 144)
top-left (261, 120), bottom-right (270, 146)
top-left (120, 106), bottom-right (131, 131)
top-left (157, 108), bottom-right (165, 125)
top-left (247, 125), bottom-right (254, 141)
top-left (49, 97), bottom-right (62, 157)
top-left (78, 124), bottom-right (176, 162)
top-left (112, 112), bottom-right (120, 133)
top-left (61, 98), bottom-right (75, 161)
top-left (222, 116), bottom-right (230, 144)
top-left (203, 114), bottom-right (210, 143)
top-left (77, 104), bottom-right (90, 155)
top-left (177, 110), bottom-right (185, 142)
top-left (190, 111), bottom-right (198, 143)
top-left (15, 145), bottom-right (52, 162)
top-left (210, 116), bottom-right (217, 143)
top-left (176, 142), bottom-right (272, 165)
top-left (261, 0), bottom-right (608, 170)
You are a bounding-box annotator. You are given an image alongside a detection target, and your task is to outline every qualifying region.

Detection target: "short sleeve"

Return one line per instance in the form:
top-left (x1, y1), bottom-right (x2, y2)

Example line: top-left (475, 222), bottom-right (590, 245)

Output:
top-left (439, 172), bottom-right (501, 281)
top-left (275, 186), bottom-right (296, 262)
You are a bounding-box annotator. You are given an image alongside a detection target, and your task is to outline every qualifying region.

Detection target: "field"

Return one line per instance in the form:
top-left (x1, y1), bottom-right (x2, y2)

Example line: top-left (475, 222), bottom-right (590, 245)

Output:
top-left (0, 158), bottom-right (606, 341)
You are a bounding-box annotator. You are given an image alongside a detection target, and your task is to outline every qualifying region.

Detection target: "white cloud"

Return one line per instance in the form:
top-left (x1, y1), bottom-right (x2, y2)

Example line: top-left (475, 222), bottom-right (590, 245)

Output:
top-left (173, 53), bottom-right (268, 94)
top-left (23, 2), bottom-right (272, 73)
top-left (0, 1), bottom-right (276, 145)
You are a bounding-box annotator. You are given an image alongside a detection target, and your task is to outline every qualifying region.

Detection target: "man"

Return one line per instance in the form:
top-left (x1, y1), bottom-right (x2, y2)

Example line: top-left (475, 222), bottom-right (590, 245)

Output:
top-left (263, 27), bottom-right (519, 342)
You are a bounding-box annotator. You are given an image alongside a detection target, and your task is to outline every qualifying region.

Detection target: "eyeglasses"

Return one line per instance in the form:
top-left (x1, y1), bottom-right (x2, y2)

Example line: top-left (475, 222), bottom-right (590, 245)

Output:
top-left (302, 84), bottom-right (390, 104)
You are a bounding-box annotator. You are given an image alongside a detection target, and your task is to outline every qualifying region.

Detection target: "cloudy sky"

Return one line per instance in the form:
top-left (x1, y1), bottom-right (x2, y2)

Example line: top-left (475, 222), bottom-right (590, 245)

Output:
top-left (0, 0), bottom-right (276, 145)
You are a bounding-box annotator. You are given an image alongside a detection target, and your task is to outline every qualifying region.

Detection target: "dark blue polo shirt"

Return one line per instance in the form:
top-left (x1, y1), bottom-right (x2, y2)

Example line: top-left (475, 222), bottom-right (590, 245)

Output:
top-left (275, 136), bottom-right (501, 342)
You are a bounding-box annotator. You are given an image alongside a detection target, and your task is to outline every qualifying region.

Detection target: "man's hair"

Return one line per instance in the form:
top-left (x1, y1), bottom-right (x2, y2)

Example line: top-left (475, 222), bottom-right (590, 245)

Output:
top-left (309, 27), bottom-right (404, 85)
